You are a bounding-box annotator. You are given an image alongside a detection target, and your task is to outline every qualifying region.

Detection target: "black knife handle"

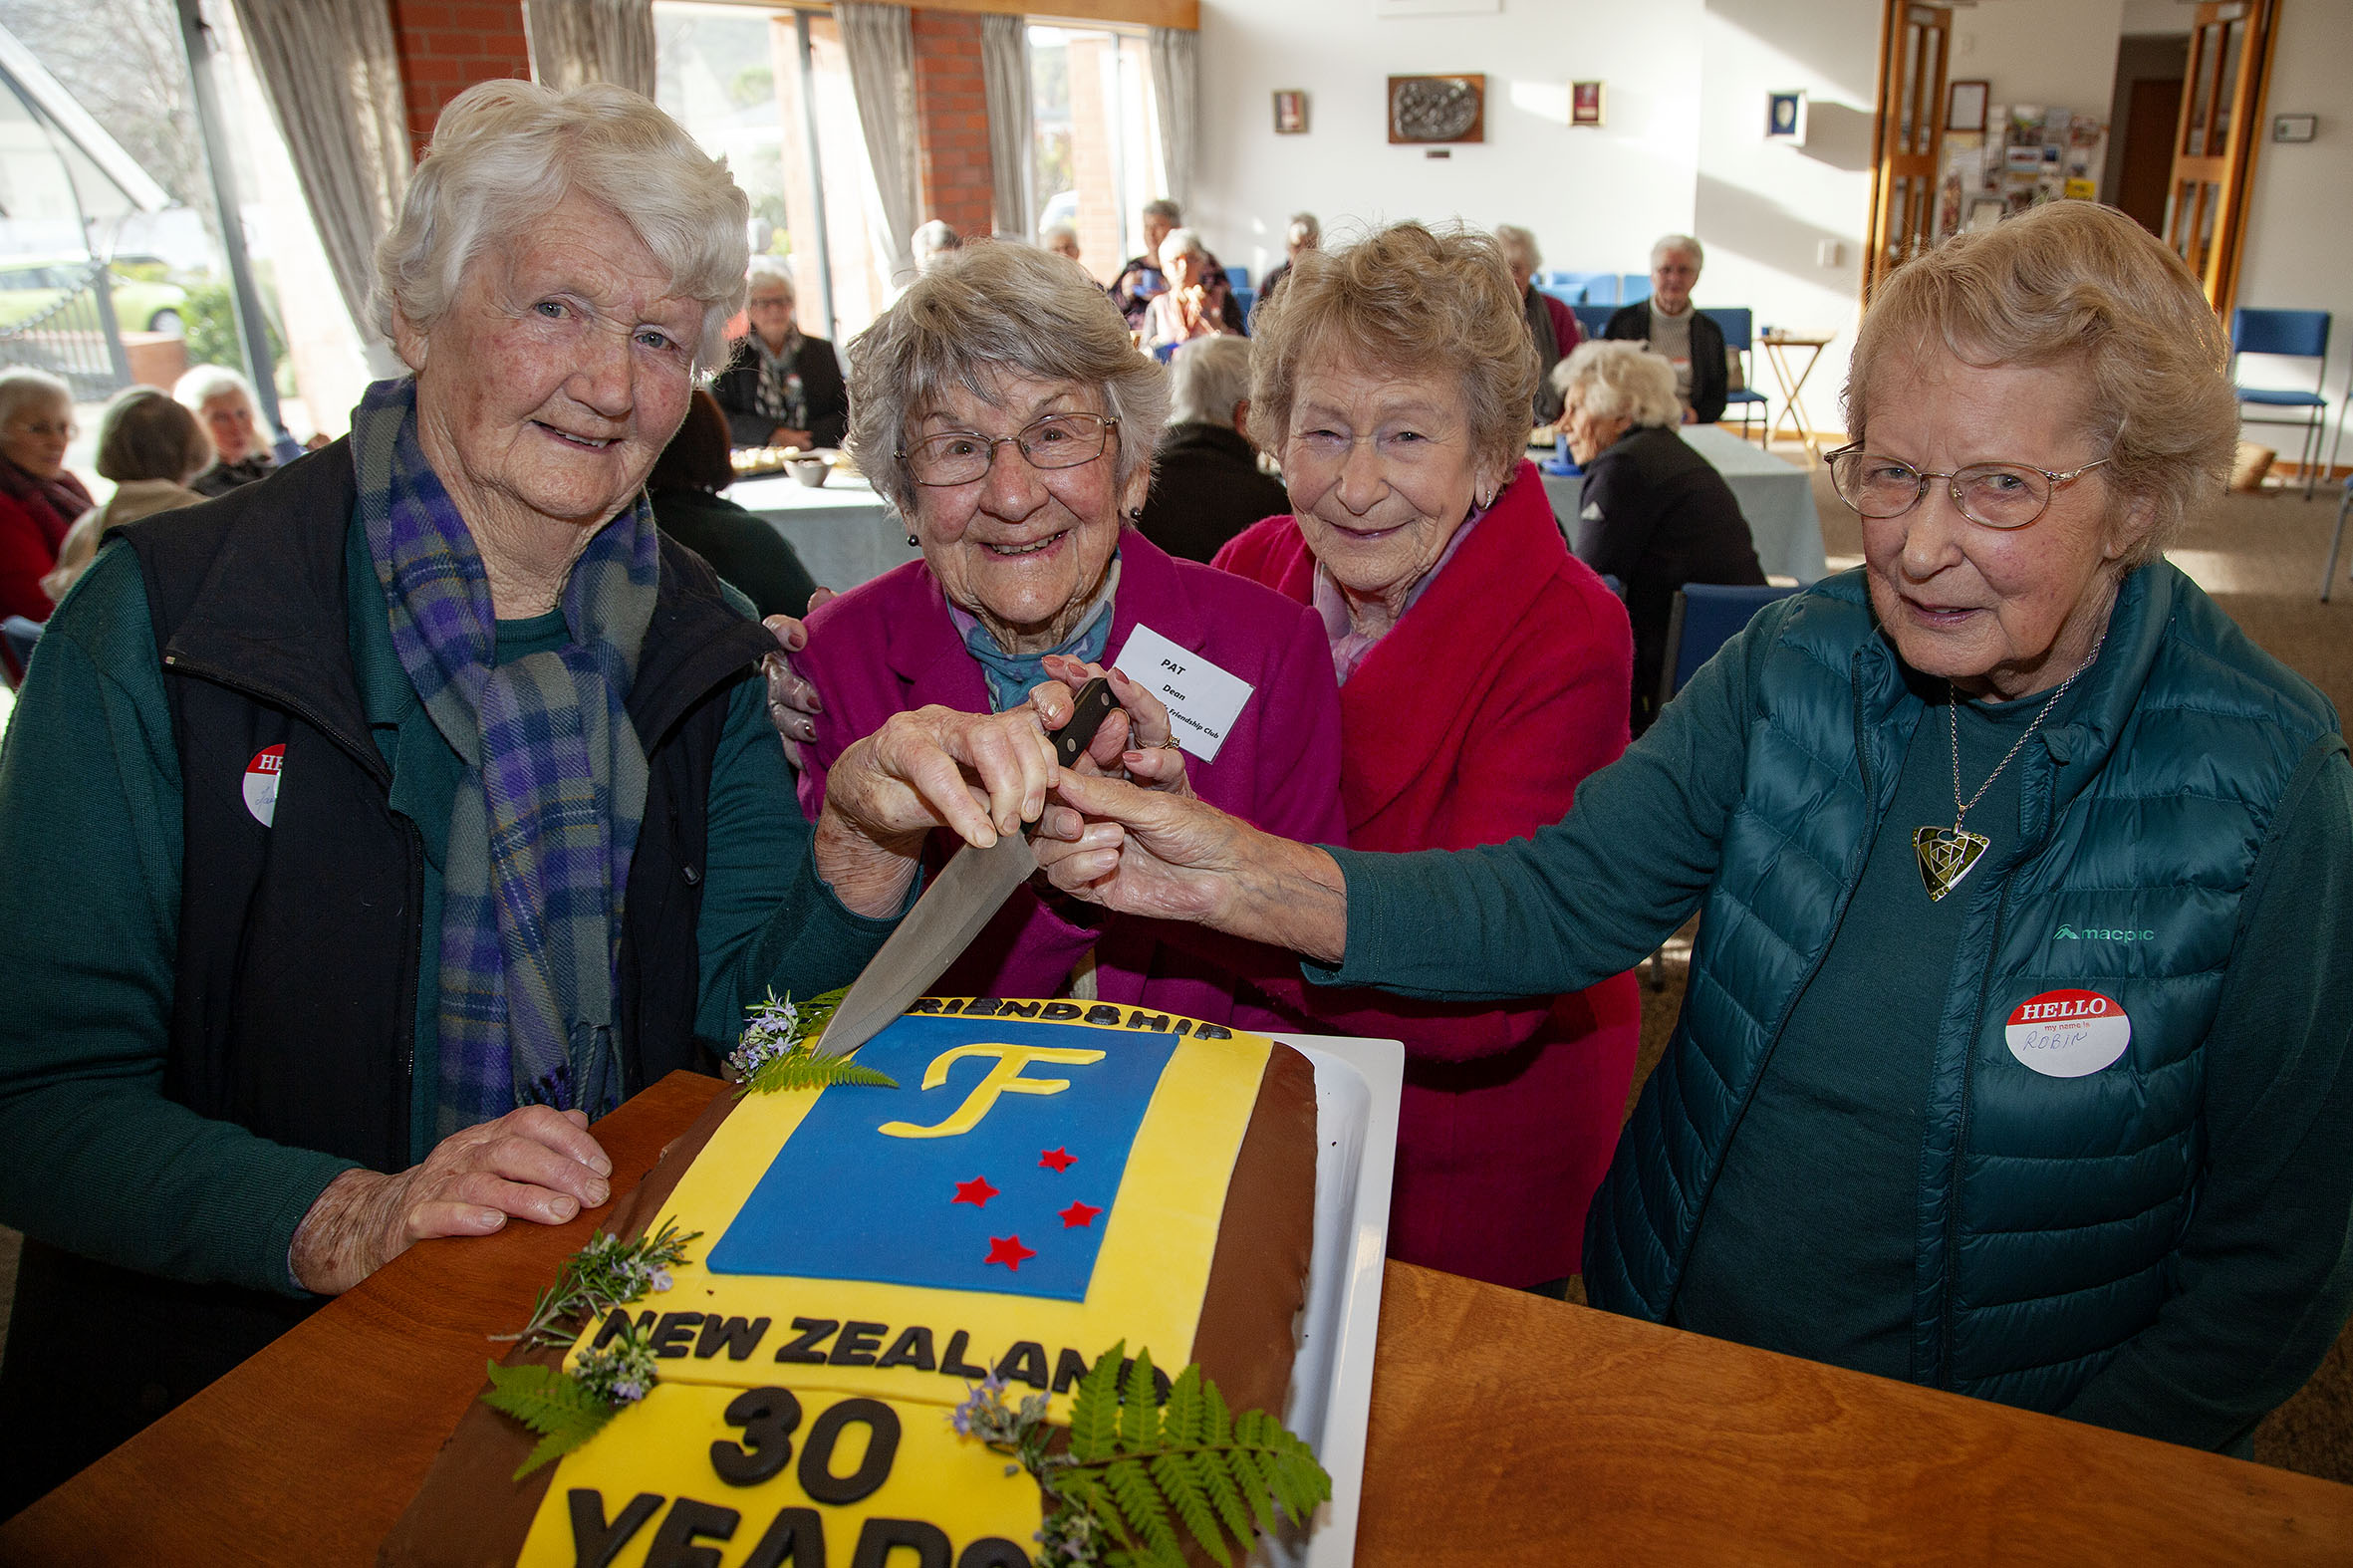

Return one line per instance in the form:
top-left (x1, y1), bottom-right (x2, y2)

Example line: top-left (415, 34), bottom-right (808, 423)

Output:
top-left (1051, 676), bottom-right (1119, 767)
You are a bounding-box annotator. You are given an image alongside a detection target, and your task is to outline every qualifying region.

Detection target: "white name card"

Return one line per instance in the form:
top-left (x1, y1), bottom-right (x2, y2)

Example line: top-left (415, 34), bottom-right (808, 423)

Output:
top-left (1111, 623), bottom-right (1255, 764)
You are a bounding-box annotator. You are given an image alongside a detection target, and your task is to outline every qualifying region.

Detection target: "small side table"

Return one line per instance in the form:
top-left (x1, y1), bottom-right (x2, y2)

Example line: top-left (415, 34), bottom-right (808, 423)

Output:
top-left (1759, 331), bottom-right (1836, 461)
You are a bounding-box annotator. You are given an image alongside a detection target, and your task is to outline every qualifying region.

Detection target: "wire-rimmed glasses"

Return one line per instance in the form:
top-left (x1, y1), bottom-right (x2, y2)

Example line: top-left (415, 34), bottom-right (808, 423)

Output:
top-left (900, 412), bottom-right (1119, 487)
top-left (1824, 443), bottom-right (2111, 530)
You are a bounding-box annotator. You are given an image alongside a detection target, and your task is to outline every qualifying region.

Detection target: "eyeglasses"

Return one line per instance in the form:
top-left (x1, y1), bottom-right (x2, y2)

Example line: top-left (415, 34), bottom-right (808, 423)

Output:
top-left (5, 418), bottom-right (75, 441)
top-left (1826, 443), bottom-right (2110, 530)
top-left (900, 412), bottom-right (1118, 487)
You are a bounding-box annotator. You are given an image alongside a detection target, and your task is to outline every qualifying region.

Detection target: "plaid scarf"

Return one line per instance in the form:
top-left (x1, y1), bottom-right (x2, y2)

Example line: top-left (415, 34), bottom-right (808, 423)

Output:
top-left (751, 331), bottom-right (809, 431)
top-left (352, 378), bottom-right (657, 1136)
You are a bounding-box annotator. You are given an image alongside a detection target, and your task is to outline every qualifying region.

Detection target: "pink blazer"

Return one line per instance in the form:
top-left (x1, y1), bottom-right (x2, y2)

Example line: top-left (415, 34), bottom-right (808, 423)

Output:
top-left (796, 529), bottom-right (1345, 1030)
top-left (1214, 461), bottom-right (1644, 1286)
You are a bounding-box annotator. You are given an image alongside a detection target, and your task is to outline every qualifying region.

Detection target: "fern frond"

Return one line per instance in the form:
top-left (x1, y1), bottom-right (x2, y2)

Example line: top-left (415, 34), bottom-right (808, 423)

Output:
top-left (741, 1052), bottom-right (899, 1095)
top-left (1151, 1451), bottom-right (1228, 1568)
top-left (1226, 1440), bottom-right (1280, 1535)
top-left (1069, 1340), bottom-right (1125, 1462)
top-left (1265, 1428), bottom-right (1335, 1519)
top-left (1193, 1439), bottom-right (1254, 1548)
top-left (480, 1360), bottom-right (618, 1478)
top-left (1200, 1376), bottom-right (1232, 1446)
top-left (1161, 1363), bottom-right (1203, 1444)
top-left (1118, 1347), bottom-right (1159, 1451)
top-left (1104, 1457), bottom-right (1183, 1568)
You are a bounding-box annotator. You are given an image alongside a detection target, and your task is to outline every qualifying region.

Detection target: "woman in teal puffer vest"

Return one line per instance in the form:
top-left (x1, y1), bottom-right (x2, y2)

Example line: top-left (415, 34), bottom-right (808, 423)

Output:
top-left (1034, 201), bottom-right (2353, 1452)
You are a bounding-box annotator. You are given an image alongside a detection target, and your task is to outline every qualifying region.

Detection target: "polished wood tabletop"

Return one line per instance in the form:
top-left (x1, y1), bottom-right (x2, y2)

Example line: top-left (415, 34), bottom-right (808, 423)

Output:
top-left (6, 1071), bottom-right (2349, 1565)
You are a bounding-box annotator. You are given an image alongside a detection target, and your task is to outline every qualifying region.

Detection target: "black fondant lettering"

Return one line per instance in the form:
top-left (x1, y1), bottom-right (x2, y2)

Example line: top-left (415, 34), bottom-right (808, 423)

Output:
top-left (742, 1506), bottom-right (828, 1568)
top-left (645, 1497), bottom-right (740, 1568)
top-left (1038, 1002), bottom-right (1082, 1021)
top-left (940, 998), bottom-right (964, 1014)
top-left (848, 1519), bottom-right (949, 1568)
top-left (938, 1329), bottom-right (988, 1379)
top-left (874, 1324), bottom-right (937, 1372)
top-left (993, 1341), bottom-right (1048, 1391)
top-left (907, 997), bottom-right (942, 1014)
top-left (1051, 1346), bottom-right (1092, 1395)
top-left (568, 1488), bottom-right (663, 1568)
top-left (1192, 1022), bottom-right (1231, 1040)
top-left (695, 1315), bottom-right (771, 1361)
top-left (651, 1312), bottom-right (703, 1359)
top-left (1172, 1018), bottom-right (1192, 1036)
top-left (1084, 1004), bottom-right (1123, 1026)
top-left (1124, 1010), bottom-right (1172, 1032)
top-left (798, 1398), bottom-right (901, 1505)
top-left (829, 1321), bottom-right (887, 1367)
top-left (775, 1317), bottom-right (839, 1365)
top-left (995, 999), bottom-right (1039, 1018)
top-left (963, 997), bottom-right (1000, 1017)
top-left (711, 1387), bottom-right (802, 1486)
top-left (591, 1308), bottom-right (655, 1351)
top-left (955, 1541), bottom-right (1031, 1568)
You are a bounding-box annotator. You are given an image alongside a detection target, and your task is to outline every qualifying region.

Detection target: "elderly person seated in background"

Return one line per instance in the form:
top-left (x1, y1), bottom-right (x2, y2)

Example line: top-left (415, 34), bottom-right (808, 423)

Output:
top-left (0, 367), bottom-right (93, 632)
top-left (1201, 220), bottom-right (1640, 1294)
top-left (784, 240), bottom-right (1343, 1028)
top-left (1604, 234), bottom-right (1725, 427)
top-left (1041, 222), bottom-right (1083, 265)
top-left (709, 256), bottom-right (848, 451)
top-left (1043, 202), bottom-right (2353, 1452)
top-left (42, 387), bottom-right (213, 605)
top-left (1258, 211), bottom-right (1319, 308)
top-left (1136, 335), bottom-right (1289, 563)
top-left (648, 388), bottom-right (818, 618)
top-left (1495, 223), bottom-right (1584, 424)
top-left (174, 365), bottom-right (278, 497)
top-left (911, 218), bottom-right (961, 275)
top-left (0, 80), bottom-right (1066, 1514)
top-left (1112, 198), bottom-right (1242, 334)
top-left (1139, 227), bottom-right (1240, 355)
top-left (1556, 341), bottom-right (1763, 735)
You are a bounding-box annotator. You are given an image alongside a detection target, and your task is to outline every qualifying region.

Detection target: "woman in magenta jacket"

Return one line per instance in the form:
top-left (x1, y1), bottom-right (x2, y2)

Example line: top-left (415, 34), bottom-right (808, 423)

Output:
top-left (1205, 223), bottom-right (1641, 1291)
top-left (791, 241), bottom-right (1343, 1030)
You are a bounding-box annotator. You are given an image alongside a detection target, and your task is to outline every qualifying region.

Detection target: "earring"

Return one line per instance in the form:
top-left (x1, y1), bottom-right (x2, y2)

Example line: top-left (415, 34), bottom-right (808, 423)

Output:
top-left (907, 532), bottom-right (919, 547)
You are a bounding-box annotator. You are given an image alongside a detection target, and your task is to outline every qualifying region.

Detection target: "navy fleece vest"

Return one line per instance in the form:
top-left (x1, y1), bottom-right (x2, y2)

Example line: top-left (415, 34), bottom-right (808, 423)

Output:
top-left (1584, 564), bottom-right (2343, 1411)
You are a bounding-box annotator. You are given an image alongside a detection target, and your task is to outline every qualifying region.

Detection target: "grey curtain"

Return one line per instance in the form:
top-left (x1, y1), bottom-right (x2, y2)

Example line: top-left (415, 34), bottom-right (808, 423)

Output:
top-left (226, 0), bottom-right (410, 373)
top-left (1147, 26), bottom-right (1196, 215)
top-left (837, 1), bottom-right (920, 283)
top-left (525, 0), bottom-right (656, 98)
top-left (979, 14), bottom-right (1030, 237)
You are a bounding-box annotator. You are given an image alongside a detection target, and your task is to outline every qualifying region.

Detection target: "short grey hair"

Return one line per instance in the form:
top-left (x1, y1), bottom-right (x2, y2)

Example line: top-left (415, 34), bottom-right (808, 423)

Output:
top-left (1143, 198), bottom-right (1181, 225)
top-left (1168, 336), bottom-right (1252, 429)
top-left (913, 219), bottom-right (961, 269)
top-left (1553, 340), bottom-right (1682, 428)
top-left (1493, 224), bottom-right (1541, 271)
top-left (846, 241), bottom-right (1168, 518)
top-left (1652, 233), bottom-right (1705, 270)
top-left (1287, 212), bottom-right (1320, 247)
top-left (1158, 226), bottom-right (1207, 270)
top-left (745, 255), bottom-right (794, 302)
top-left (1040, 222), bottom-right (1078, 248)
top-left (0, 367), bottom-right (70, 428)
top-left (96, 386), bottom-right (212, 483)
top-left (372, 79), bottom-right (751, 372)
top-left (172, 364), bottom-right (256, 411)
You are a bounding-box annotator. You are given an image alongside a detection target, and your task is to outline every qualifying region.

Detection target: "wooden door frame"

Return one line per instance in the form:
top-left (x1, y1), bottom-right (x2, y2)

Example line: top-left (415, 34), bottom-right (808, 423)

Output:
top-left (2165, 0), bottom-right (2278, 317)
top-left (1863, 0), bottom-right (1952, 304)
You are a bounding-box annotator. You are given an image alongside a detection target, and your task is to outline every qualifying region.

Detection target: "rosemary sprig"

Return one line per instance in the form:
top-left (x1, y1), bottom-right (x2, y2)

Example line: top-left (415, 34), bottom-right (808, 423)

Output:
top-left (483, 1318), bottom-right (660, 1479)
top-left (729, 985), bottom-right (898, 1094)
top-left (494, 1217), bottom-right (701, 1350)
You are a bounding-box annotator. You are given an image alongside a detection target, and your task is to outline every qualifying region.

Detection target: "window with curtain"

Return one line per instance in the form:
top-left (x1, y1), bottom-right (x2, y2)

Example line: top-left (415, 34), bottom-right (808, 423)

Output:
top-left (1027, 23), bottom-right (1161, 284)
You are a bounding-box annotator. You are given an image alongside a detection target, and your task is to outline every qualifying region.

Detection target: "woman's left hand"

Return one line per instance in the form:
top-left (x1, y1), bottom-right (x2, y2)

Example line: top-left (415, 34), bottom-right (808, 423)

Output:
top-left (1038, 653), bottom-right (1194, 799)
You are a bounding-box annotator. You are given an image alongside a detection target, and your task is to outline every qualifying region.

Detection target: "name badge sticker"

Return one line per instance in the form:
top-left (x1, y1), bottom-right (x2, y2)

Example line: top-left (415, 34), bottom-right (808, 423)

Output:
top-left (1110, 624), bottom-right (1255, 763)
top-left (243, 744), bottom-right (284, 828)
top-left (2004, 988), bottom-right (2132, 1078)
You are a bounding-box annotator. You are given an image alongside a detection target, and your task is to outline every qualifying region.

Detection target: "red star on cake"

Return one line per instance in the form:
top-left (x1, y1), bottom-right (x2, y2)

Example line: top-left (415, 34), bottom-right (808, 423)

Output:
top-left (1038, 1147), bottom-right (1077, 1173)
top-left (985, 1234), bottom-right (1036, 1270)
top-left (1059, 1200), bottom-right (1101, 1229)
top-left (952, 1176), bottom-right (998, 1207)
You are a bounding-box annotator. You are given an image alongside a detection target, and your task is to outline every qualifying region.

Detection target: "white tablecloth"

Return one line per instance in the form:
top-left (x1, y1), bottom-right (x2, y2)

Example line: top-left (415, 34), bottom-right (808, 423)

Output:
top-left (1538, 423), bottom-right (1828, 585)
top-left (731, 471), bottom-right (921, 594)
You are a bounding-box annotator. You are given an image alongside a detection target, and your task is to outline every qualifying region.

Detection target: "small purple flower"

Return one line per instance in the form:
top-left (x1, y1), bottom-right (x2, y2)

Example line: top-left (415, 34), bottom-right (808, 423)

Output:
top-left (650, 1268), bottom-right (673, 1292)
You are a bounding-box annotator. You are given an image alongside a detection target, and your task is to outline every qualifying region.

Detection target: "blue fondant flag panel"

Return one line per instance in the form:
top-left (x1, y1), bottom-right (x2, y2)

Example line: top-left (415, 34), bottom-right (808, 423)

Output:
top-left (707, 1016), bottom-right (1180, 1301)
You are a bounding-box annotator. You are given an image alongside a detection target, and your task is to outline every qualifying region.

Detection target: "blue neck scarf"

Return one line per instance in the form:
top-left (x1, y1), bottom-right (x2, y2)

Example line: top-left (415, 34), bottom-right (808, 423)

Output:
top-left (954, 556), bottom-right (1120, 711)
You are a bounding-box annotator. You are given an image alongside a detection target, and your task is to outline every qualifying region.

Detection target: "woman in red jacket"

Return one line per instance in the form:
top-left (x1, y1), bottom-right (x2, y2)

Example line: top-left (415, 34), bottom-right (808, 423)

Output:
top-left (1205, 222), bottom-right (1640, 1292)
top-left (0, 369), bottom-right (93, 630)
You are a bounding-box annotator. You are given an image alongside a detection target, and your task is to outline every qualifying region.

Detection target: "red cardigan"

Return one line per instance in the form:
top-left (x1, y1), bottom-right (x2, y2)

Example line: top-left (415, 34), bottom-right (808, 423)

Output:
top-left (1213, 460), bottom-right (1643, 1286)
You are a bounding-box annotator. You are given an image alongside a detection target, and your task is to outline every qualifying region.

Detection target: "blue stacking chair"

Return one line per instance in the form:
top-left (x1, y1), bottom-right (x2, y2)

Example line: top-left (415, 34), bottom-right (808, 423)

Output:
top-left (1620, 273), bottom-right (1653, 306)
top-left (1571, 303), bottom-right (1616, 342)
top-left (1702, 307), bottom-right (1769, 442)
top-left (1, 614), bottom-right (41, 688)
top-left (2324, 474), bottom-right (2353, 603)
top-left (1229, 285), bottom-right (1257, 324)
top-left (1221, 264), bottom-right (1249, 290)
top-left (2231, 308), bottom-right (2335, 498)
top-left (1543, 270), bottom-right (1618, 305)
top-left (1659, 583), bottom-right (1798, 712)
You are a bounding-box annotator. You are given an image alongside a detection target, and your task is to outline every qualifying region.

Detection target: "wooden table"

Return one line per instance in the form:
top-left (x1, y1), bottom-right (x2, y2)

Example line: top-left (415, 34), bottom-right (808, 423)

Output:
top-left (1757, 331), bottom-right (1837, 461)
top-left (7, 1072), bottom-right (2349, 1565)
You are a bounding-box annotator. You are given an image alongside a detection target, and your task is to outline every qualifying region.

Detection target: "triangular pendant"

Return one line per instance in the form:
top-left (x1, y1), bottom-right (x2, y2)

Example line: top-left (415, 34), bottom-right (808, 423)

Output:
top-left (1913, 825), bottom-right (1990, 903)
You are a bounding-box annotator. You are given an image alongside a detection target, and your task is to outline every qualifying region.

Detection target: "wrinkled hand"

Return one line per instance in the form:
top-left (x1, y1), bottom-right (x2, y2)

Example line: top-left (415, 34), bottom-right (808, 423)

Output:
top-left (1032, 768), bottom-right (1250, 922)
top-left (1037, 653), bottom-right (1193, 798)
top-left (289, 1107), bottom-right (613, 1295)
top-left (761, 590), bottom-right (835, 766)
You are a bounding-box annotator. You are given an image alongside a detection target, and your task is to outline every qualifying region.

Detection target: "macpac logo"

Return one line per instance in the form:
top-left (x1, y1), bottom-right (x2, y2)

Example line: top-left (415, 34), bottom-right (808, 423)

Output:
top-left (2053, 923), bottom-right (2154, 941)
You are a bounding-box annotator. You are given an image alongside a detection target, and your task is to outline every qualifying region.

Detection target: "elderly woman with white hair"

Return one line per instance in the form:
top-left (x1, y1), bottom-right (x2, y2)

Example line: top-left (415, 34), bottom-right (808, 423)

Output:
top-left (1043, 202), bottom-right (2353, 1452)
top-left (0, 81), bottom-right (1065, 1508)
top-left (785, 239), bottom-right (1343, 1028)
top-left (1603, 233), bottom-right (1725, 426)
top-left (1494, 222), bottom-right (1583, 423)
top-left (173, 364), bottom-right (278, 497)
top-left (709, 254), bottom-right (847, 450)
top-left (1135, 334), bottom-right (1289, 563)
top-left (1555, 339), bottom-right (1763, 733)
top-left (1138, 226), bottom-right (1239, 356)
top-left (0, 367), bottom-right (92, 630)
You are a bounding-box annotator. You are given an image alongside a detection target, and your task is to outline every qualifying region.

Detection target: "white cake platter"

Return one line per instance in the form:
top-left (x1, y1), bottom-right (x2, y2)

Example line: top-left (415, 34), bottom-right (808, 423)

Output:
top-left (1258, 1032), bottom-right (1406, 1568)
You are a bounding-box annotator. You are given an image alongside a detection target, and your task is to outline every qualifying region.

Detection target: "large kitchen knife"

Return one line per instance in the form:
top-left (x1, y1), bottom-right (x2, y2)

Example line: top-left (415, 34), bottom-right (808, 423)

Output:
top-left (812, 676), bottom-right (1121, 1058)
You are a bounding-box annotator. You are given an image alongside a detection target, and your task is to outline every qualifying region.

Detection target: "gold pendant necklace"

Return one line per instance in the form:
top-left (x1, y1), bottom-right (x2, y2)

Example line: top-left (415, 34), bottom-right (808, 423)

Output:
top-left (1914, 632), bottom-right (2106, 903)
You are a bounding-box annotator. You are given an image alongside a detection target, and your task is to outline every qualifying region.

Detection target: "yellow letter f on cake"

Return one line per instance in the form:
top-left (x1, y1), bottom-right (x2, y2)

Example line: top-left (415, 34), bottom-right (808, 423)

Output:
top-left (877, 1045), bottom-right (1110, 1139)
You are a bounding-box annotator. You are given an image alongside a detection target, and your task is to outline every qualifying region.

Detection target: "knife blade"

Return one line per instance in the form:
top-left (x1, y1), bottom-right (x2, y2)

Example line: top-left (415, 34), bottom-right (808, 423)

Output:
top-left (813, 676), bottom-right (1121, 1057)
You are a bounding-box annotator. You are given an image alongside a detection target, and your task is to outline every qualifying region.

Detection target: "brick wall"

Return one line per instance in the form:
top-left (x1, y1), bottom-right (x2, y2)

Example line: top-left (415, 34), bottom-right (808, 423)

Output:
top-left (389, 0), bottom-right (534, 154)
top-left (911, 9), bottom-right (996, 240)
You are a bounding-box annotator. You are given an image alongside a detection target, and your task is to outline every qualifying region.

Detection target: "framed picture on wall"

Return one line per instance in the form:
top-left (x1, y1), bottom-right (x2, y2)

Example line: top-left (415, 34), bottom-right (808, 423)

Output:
top-left (1765, 90), bottom-right (1808, 144)
top-left (1571, 81), bottom-right (1605, 129)
top-left (1947, 79), bottom-right (1989, 133)
top-left (1274, 90), bottom-right (1308, 134)
top-left (1388, 74), bottom-right (1486, 143)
